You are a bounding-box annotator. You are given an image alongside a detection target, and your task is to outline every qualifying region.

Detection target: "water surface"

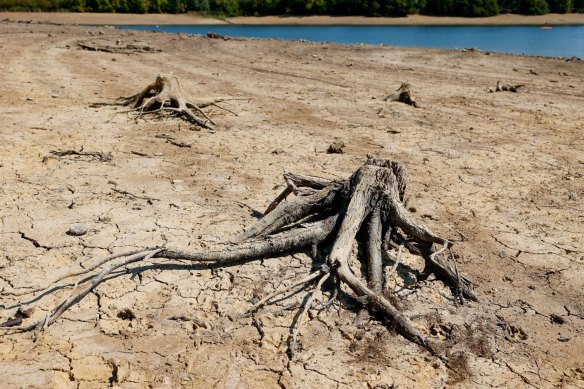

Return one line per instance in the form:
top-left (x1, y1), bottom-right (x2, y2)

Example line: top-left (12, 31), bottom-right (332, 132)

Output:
top-left (118, 24), bottom-right (584, 58)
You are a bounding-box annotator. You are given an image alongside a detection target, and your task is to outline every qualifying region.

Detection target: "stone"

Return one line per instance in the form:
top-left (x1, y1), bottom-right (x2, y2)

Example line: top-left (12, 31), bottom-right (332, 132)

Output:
top-left (68, 223), bottom-right (87, 236)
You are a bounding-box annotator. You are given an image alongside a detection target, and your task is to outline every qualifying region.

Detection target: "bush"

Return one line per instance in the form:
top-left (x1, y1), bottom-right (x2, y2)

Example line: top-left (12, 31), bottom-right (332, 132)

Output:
top-left (547, 0), bottom-right (571, 12)
top-left (518, 0), bottom-right (549, 14)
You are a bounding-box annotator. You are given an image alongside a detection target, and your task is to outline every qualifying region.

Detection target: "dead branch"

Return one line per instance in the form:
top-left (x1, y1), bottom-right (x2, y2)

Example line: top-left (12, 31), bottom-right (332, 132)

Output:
top-left (45, 149), bottom-right (112, 162)
top-left (289, 267), bottom-right (330, 357)
top-left (155, 134), bottom-right (192, 148)
top-left (78, 39), bottom-right (161, 54)
top-left (1, 156), bottom-right (477, 359)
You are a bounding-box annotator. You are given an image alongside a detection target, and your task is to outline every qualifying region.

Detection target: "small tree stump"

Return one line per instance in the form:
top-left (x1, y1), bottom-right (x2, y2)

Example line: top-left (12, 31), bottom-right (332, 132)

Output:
top-left (494, 81), bottom-right (526, 92)
top-left (383, 82), bottom-right (419, 107)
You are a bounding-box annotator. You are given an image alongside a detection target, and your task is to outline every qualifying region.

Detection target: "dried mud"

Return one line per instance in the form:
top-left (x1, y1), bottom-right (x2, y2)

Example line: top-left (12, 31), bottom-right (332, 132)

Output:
top-left (0, 20), bottom-right (583, 389)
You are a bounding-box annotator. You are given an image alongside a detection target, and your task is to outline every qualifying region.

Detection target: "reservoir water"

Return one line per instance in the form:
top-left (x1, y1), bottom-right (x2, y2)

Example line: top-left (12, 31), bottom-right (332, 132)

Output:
top-left (118, 24), bottom-right (584, 58)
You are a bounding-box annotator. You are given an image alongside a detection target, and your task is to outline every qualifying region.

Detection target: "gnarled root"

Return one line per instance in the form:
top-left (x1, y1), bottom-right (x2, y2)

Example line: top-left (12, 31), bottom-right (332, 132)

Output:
top-left (116, 74), bottom-right (217, 130)
top-left (1, 155), bottom-right (477, 359)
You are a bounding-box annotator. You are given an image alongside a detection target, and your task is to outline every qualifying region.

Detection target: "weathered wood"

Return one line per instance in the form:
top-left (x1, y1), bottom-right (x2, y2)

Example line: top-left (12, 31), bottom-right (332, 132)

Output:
top-left (367, 206), bottom-right (384, 293)
top-left (383, 82), bottom-right (419, 107)
top-left (3, 155), bottom-right (476, 358)
top-left (495, 81), bottom-right (525, 92)
top-left (237, 181), bottom-right (344, 241)
top-left (116, 74), bottom-right (216, 130)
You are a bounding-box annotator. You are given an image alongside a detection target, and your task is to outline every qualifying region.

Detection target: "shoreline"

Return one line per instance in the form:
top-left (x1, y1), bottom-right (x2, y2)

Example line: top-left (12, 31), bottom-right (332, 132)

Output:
top-left (1, 11), bottom-right (584, 26)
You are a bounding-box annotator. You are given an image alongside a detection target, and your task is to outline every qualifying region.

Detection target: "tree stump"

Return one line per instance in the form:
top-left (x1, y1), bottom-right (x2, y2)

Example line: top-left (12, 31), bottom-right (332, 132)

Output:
top-left (2, 156), bottom-right (476, 358)
top-left (383, 82), bottom-right (419, 107)
top-left (494, 81), bottom-right (526, 92)
top-left (117, 74), bottom-right (217, 130)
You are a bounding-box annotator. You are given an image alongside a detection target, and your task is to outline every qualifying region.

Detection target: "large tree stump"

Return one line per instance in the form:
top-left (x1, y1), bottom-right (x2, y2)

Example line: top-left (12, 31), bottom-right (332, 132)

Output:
top-left (1, 156), bottom-right (476, 358)
top-left (117, 74), bottom-right (217, 130)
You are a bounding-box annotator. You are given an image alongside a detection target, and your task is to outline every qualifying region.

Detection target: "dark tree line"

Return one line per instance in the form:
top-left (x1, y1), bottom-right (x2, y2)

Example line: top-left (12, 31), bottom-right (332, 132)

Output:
top-left (1, 0), bottom-right (582, 16)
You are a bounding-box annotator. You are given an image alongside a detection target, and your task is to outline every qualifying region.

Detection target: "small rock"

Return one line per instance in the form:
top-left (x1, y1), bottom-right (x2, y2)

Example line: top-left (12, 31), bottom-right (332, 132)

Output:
top-left (327, 141), bottom-right (345, 154)
top-left (67, 224), bottom-right (87, 236)
top-left (558, 335), bottom-right (570, 342)
top-left (550, 314), bottom-right (566, 324)
top-left (117, 308), bottom-right (135, 321)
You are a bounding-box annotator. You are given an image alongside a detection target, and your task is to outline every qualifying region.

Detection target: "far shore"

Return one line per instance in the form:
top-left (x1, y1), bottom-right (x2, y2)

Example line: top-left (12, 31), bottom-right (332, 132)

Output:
top-left (1, 11), bottom-right (584, 26)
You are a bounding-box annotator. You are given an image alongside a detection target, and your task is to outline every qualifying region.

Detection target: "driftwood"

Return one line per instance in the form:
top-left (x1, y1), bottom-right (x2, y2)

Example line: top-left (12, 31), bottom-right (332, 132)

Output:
top-left (1, 156), bottom-right (476, 358)
top-left (78, 39), bottom-right (161, 54)
top-left (44, 149), bottom-right (113, 162)
top-left (207, 31), bottom-right (230, 40)
top-left (493, 81), bottom-right (526, 93)
top-left (383, 82), bottom-right (419, 107)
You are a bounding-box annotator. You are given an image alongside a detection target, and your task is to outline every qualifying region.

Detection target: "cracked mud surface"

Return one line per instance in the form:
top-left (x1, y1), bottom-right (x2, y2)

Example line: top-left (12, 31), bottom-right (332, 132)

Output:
top-left (1, 20), bottom-right (583, 389)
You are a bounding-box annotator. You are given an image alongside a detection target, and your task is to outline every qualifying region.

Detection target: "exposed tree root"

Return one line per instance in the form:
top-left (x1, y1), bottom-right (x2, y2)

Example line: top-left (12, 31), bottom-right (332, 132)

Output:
top-left (383, 82), bottom-right (419, 107)
top-left (1, 155), bottom-right (477, 359)
top-left (115, 74), bottom-right (220, 130)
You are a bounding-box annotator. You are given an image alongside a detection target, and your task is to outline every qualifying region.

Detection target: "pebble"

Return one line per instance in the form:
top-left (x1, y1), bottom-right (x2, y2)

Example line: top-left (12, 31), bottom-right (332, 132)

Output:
top-left (68, 223), bottom-right (87, 236)
top-left (558, 335), bottom-right (570, 342)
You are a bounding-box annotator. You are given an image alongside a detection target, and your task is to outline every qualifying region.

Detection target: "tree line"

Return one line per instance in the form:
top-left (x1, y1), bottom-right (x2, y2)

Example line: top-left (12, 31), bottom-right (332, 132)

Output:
top-left (1, 0), bottom-right (582, 16)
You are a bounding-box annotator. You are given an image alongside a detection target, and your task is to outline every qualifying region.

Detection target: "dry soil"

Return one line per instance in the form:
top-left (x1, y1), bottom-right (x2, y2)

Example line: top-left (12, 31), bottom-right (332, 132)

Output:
top-left (0, 19), bottom-right (583, 389)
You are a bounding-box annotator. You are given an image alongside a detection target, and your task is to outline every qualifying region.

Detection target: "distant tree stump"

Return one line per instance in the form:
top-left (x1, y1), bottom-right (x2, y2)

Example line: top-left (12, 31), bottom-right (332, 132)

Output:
top-left (117, 74), bottom-right (216, 130)
top-left (493, 81), bottom-right (526, 93)
top-left (383, 82), bottom-right (419, 107)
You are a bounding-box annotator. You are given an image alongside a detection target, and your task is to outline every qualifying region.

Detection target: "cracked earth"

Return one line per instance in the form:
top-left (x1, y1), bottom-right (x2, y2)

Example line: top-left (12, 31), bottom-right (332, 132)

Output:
top-left (0, 19), bottom-right (583, 389)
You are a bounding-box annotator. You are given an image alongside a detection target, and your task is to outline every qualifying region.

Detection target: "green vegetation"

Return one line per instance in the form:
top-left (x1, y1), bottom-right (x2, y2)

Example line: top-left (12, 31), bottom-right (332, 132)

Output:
top-left (0, 0), bottom-right (579, 15)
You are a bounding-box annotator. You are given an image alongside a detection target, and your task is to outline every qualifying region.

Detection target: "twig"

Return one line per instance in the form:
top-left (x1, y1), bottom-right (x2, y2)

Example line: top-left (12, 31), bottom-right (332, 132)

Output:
top-left (209, 102), bottom-right (238, 116)
top-left (450, 247), bottom-right (464, 305)
top-left (112, 187), bottom-right (159, 202)
top-left (5, 249), bottom-right (145, 298)
top-left (385, 244), bottom-right (403, 288)
top-left (248, 268), bottom-right (324, 314)
top-left (289, 269), bottom-right (330, 358)
top-left (35, 249), bottom-right (161, 331)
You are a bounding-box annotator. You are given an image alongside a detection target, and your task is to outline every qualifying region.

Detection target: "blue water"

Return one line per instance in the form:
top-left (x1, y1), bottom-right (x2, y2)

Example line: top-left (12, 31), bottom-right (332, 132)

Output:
top-left (118, 24), bottom-right (584, 58)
